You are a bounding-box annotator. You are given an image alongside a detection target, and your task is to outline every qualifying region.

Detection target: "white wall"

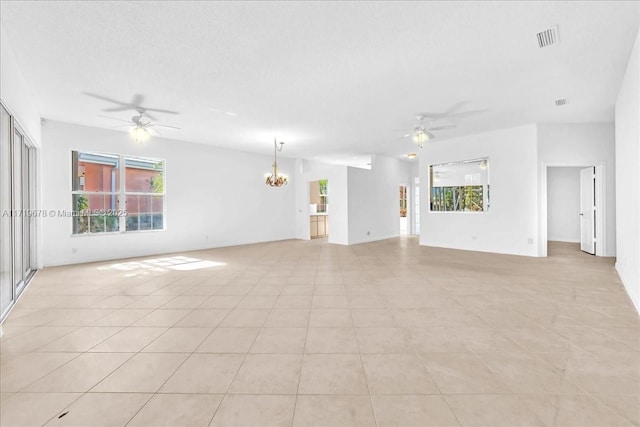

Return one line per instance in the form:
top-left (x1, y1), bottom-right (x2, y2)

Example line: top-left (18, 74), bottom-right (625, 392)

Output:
top-left (420, 125), bottom-right (539, 257)
top-left (0, 25), bottom-right (41, 146)
top-left (347, 155), bottom-right (410, 245)
top-left (294, 160), bottom-right (349, 245)
top-left (615, 28), bottom-right (640, 313)
top-left (537, 123), bottom-right (616, 257)
top-left (41, 121), bottom-right (296, 266)
top-left (547, 167), bottom-right (581, 243)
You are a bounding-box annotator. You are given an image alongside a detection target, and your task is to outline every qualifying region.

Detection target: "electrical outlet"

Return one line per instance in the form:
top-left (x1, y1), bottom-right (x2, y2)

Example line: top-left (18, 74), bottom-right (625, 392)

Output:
top-left (528, 238), bottom-right (534, 244)
top-left (471, 235), bottom-right (477, 241)
top-left (367, 231), bottom-right (371, 236)
top-left (71, 248), bottom-right (77, 254)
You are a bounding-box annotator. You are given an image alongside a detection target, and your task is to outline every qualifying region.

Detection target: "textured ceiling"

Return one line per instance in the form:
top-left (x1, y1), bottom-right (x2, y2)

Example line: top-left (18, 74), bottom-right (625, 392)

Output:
top-left (1, 1), bottom-right (638, 164)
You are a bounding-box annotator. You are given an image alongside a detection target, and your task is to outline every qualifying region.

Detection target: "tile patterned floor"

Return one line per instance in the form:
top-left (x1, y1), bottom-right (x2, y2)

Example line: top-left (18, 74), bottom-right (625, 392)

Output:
top-left (0, 238), bottom-right (638, 426)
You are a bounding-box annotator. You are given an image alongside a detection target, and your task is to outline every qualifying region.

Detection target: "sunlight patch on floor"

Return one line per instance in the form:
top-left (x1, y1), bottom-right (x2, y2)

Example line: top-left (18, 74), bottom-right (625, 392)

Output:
top-left (98, 255), bottom-right (226, 274)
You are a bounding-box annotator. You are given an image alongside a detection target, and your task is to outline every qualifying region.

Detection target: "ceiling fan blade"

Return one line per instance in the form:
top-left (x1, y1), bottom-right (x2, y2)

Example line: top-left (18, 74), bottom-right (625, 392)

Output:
top-left (144, 107), bottom-right (180, 115)
top-left (444, 101), bottom-right (468, 115)
top-left (417, 111), bottom-right (450, 119)
top-left (103, 106), bottom-right (133, 113)
top-left (149, 124), bottom-right (180, 130)
top-left (427, 125), bottom-right (457, 131)
top-left (420, 101), bottom-right (468, 118)
top-left (447, 108), bottom-right (488, 118)
top-left (84, 92), bottom-right (130, 106)
top-left (97, 115), bottom-right (131, 123)
top-left (111, 125), bottom-right (133, 128)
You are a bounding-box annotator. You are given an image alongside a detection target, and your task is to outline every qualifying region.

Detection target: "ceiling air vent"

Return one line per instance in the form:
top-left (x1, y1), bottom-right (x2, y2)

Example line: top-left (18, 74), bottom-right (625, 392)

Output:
top-left (537, 26), bottom-right (559, 48)
top-left (555, 98), bottom-right (568, 107)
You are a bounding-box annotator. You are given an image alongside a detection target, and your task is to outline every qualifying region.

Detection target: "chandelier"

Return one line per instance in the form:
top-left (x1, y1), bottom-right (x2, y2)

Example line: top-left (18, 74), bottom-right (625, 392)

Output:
top-left (265, 138), bottom-right (288, 187)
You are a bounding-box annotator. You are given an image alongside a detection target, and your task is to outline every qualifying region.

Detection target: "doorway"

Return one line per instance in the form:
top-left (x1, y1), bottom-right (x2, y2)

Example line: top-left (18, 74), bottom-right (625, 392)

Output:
top-left (309, 179), bottom-right (328, 239)
top-left (544, 164), bottom-right (602, 257)
top-left (399, 184), bottom-right (408, 235)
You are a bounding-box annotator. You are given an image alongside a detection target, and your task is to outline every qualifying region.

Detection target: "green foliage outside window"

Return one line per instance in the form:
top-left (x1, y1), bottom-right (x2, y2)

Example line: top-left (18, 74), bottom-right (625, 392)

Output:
top-left (431, 186), bottom-right (485, 212)
top-left (319, 179), bottom-right (327, 195)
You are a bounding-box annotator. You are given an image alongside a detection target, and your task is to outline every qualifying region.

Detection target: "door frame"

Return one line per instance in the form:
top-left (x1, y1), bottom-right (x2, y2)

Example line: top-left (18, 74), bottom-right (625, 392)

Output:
top-left (539, 162), bottom-right (607, 257)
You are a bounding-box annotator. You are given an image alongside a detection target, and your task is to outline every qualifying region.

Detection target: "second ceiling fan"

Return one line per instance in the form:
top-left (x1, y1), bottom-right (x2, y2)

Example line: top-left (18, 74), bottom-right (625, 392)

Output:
top-left (400, 115), bottom-right (456, 148)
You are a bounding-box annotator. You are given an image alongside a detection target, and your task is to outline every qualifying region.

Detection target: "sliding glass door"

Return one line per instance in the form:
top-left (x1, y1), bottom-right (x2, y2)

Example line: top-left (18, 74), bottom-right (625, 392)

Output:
top-left (0, 105), bottom-right (12, 318)
top-left (0, 103), bottom-right (36, 322)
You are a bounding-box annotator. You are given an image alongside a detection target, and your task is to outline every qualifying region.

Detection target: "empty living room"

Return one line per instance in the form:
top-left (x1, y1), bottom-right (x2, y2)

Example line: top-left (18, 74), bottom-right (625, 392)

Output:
top-left (0, 1), bottom-right (638, 426)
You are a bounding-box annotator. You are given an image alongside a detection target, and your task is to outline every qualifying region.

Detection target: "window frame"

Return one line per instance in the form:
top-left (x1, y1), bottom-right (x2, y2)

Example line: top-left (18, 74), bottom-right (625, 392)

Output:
top-left (71, 150), bottom-right (166, 236)
top-left (428, 158), bottom-right (490, 213)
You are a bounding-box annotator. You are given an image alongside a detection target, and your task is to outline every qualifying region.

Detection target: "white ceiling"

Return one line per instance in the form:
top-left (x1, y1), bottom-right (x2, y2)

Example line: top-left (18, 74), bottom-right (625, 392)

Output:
top-left (1, 1), bottom-right (638, 164)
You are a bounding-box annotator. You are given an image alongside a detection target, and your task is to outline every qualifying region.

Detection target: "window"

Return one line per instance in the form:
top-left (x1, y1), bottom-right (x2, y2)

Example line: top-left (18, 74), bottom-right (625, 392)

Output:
top-left (429, 158), bottom-right (489, 212)
top-left (71, 151), bottom-right (165, 234)
top-left (125, 157), bottom-right (164, 231)
top-left (399, 185), bottom-right (407, 217)
top-left (318, 179), bottom-right (328, 213)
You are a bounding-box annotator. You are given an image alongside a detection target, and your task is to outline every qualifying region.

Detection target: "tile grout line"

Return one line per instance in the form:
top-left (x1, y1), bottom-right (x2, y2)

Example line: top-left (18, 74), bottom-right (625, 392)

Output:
top-left (347, 271), bottom-right (381, 427)
top-left (289, 266), bottom-right (318, 427)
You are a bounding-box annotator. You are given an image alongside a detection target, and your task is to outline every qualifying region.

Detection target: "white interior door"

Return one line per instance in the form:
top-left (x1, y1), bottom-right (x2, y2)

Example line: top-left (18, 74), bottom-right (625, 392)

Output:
top-left (579, 167), bottom-right (595, 254)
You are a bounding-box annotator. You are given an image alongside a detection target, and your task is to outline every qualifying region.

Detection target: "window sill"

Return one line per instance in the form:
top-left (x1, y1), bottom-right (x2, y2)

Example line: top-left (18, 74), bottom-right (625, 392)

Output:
top-left (71, 228), bottom-right (166, 237)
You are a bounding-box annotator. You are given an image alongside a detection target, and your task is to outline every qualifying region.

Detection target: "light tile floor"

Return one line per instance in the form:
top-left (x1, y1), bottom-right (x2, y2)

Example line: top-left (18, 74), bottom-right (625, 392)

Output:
top-left (0, 238), bottom-right (638, 426)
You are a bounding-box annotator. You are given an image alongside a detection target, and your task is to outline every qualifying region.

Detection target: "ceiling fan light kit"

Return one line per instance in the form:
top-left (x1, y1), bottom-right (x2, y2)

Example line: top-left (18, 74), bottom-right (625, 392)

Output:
top-left (130, 125), bottom-right (150, 143)
top-left (412, 128), bottom-right (433, 148)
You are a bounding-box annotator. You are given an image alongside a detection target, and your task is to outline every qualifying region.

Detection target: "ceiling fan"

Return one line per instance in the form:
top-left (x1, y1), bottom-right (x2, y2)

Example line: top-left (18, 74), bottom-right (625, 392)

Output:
top-left (85, 92), bottom-right (179, 121)
top-left (399, 115), bottom-right (456, 148)
top-left (98, 107), bottom-right (180, 143)
top-left (398, 102), bottom-right (487, 148)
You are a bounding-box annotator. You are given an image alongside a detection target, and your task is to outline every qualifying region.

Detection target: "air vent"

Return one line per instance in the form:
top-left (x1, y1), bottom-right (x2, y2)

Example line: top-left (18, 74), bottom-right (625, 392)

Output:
top-left (555, 98), bottom-right (568, 107)
top-left (537, 26), bottom-right (559, 48)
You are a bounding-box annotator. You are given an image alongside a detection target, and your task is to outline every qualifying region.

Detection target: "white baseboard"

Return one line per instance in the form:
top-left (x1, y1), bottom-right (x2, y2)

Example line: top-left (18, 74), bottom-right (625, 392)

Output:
top-left (616, 262), bottom-right (640, 315)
